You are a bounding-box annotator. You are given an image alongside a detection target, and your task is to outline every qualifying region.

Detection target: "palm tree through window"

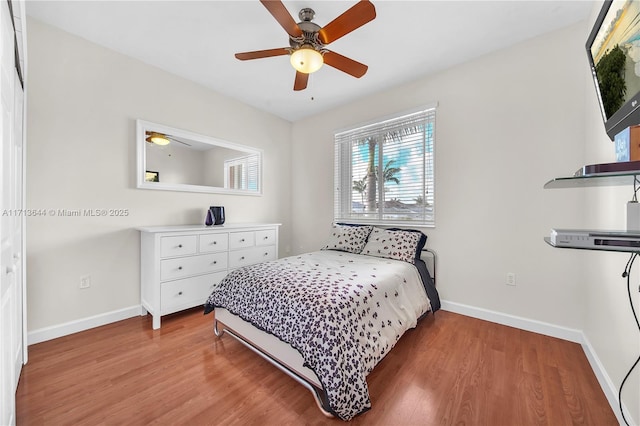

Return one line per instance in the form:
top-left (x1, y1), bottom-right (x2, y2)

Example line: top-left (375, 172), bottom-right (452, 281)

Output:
top-left (334, 106), bottom-right (436, 226)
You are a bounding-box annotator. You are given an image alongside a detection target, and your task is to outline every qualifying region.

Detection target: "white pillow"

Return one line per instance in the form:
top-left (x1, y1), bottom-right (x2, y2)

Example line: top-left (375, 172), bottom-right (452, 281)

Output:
top-left (322, 224), bottom-right (373, 254)
top-left (361, 227), bottom-right (422, 264)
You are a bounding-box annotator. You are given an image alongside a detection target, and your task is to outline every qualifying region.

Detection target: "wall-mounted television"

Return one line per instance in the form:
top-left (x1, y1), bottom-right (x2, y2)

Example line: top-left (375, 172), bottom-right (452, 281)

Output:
top-left (587, 0), bottom-right (640, 141)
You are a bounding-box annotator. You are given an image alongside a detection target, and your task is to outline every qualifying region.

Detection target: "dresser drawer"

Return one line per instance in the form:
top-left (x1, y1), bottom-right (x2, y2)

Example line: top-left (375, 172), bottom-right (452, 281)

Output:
top-left (229, 231), bottom-right (255, 249)
top-left (199, 233), bottom-right (229, 253)
top-left (160, 252), bottom-right (228, 281)
top-left (229, 246), bottom-right (277, 269)
top-left (160, 271), bottom-right (228, 314)
top-left (255, 229), bottom-right (276, 246)
top-left (160, 235), bottom-right (197, 258)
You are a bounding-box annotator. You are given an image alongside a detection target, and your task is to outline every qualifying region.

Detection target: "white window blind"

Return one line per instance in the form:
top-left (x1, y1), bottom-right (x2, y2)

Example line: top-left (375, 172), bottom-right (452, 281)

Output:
top-left (224, 154), bottom-right (259, 191)
top-left (334, 107), bottom-right (436, 226)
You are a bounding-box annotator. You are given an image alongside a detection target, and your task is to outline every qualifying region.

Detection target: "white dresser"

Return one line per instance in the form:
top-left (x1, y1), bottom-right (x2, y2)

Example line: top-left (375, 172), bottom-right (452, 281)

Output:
top-left (138, 223), bottom-right (280, 329)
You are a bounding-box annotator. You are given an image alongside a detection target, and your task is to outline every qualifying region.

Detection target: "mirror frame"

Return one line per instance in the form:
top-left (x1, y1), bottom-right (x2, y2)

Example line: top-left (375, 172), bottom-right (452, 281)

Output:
top-left (136, 119), bottom-right (263, 195)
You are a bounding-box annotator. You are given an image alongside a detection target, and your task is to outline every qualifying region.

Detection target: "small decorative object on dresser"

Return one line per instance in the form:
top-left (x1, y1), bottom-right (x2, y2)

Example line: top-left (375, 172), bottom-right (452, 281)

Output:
top-left (138, 223), bottom-right (280, 329)
top-left (205, 206), bottom-right (225, 226)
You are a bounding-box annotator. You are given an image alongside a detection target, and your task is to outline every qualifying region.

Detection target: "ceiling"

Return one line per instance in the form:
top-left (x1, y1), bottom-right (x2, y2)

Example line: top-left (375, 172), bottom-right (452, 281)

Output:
top-left (25, 1), bottom-right (596, 122)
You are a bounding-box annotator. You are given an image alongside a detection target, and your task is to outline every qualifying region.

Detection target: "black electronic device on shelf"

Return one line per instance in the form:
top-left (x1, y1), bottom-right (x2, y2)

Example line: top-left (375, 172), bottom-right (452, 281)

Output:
top-left (579, 161), bottom-right (640, 176)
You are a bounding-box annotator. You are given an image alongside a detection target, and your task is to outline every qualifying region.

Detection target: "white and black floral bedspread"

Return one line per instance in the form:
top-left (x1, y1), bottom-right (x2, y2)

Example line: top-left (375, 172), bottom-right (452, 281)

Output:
top-left (204, 250), bottom-right (431, 420)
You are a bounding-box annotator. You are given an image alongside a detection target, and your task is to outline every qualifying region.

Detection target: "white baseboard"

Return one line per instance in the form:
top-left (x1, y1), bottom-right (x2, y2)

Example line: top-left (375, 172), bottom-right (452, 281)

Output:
top-left (440, 299), bottom-right (583, 342)
top-left (581, 334), bottom-right (632, 426)
top-left (440, 299), bottom-right (633, 426)
top-left (27, 305), bottom-right (143, 346)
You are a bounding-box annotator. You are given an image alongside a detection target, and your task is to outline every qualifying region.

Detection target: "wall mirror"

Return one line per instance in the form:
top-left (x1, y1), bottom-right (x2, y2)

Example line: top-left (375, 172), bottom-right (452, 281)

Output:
top-left (136, 119), bottom-right (262, 195)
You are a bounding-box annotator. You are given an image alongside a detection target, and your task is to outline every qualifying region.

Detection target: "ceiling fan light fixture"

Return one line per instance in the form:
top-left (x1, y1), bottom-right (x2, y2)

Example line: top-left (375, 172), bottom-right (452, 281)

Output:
top-left (146, 132), bottom-right (170, 146)
top-left (290, 47), bottom-right (323, 74)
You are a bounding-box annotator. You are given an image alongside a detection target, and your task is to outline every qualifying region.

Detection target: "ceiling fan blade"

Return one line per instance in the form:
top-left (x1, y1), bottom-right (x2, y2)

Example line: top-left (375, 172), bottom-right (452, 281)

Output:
top-left (260, 0), bottom-right (302, 38)
top-left (235, 48), bottom-right (290, 61)
top-left (323, 51), bottom-right (368, 78)
top-left (293, 71), bottom-right (309, 91)
top-left (318, 0), bottom-right (376, 45)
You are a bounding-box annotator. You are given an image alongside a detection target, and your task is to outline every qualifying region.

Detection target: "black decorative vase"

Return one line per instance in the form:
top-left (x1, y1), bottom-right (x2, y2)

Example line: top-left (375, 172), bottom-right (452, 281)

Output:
top-left (205, 209), bottom-right (214, 226)
top-left (205, 206), bottom-right (225, 226)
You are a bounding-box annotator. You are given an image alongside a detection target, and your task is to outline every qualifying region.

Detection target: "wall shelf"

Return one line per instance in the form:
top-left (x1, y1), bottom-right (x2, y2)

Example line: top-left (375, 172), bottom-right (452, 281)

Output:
top-left (544, 168), bottom-right (640, 252)
top-left (544, 172), bottom-right (639, 189)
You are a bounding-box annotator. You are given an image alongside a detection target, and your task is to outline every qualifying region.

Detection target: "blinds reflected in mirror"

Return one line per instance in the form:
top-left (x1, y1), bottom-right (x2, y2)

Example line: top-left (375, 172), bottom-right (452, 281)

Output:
top-left (225, 154), bottom-right (260, 191)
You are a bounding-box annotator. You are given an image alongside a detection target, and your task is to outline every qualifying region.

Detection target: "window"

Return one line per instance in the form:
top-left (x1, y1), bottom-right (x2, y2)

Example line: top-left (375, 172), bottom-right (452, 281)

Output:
top-left (334, 106), bottom-right (436, 226)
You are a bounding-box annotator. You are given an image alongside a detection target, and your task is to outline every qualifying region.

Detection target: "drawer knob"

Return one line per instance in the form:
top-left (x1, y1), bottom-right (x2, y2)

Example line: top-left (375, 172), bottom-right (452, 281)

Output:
top-left (178, 291), bottom-right (183, 296)
top-left (178, 266), bottom-right (183, 270)
top-left (212, 241), bottom-right (217, 245)
top-left (213, 261), bottom-right (217, 265)
top-left (264, 252), bottom-right (269, 256)
top-left (240, 256), bottom-right (245, 260)
top-left (240, 238), bottom-right (245, 242)
top-left (263, 236), bottom-right (268, 240)
top-left (178, 244), bottom-right (183, 248)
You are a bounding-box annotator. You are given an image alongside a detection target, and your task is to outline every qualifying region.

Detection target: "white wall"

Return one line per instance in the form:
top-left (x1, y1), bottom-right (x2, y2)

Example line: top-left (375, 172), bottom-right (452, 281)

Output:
top-left (291, 20), bottom-right (637, 424)
top-left (25, 18), bottom-right (292, 331)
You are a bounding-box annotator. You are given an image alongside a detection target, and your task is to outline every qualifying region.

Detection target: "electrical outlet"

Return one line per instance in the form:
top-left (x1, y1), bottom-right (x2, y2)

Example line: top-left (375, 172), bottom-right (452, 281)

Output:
top-left (80, 275), bottom-right (91, 289)
top-left (506, 272), bottom-right (516, 286)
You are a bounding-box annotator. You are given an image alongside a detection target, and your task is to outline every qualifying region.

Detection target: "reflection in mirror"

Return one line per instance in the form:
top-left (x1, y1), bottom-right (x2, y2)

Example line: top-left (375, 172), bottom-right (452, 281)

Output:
top-left (136, 120), bottom-right (262, 195)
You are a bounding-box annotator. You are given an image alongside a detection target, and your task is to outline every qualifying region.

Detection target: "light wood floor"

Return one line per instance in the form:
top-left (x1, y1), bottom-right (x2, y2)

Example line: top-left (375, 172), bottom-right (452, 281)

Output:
top-left (16, 308), bottom-right (617, 425)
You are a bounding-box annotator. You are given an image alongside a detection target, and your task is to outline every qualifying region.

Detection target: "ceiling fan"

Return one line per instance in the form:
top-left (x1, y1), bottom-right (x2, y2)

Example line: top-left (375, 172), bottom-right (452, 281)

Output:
top-left (235, 0), bottom-right (376, 91)
top-left (145, 131), bottom-right (192, 147)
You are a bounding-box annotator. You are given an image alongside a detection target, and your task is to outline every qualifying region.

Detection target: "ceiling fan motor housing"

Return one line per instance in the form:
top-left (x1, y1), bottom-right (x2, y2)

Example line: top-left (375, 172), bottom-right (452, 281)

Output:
top-left (289, 10), bottom-right (324, 53)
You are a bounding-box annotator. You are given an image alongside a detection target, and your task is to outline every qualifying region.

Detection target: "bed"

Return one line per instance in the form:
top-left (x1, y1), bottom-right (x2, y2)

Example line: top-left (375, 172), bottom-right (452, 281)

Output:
top-left (203, 225), bottom-right (440, 420)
